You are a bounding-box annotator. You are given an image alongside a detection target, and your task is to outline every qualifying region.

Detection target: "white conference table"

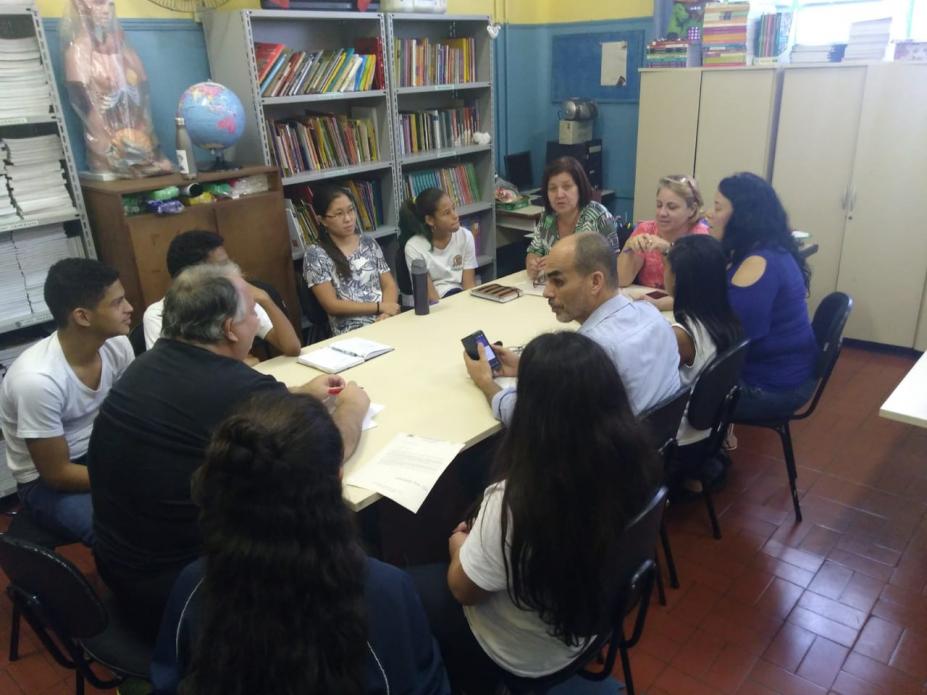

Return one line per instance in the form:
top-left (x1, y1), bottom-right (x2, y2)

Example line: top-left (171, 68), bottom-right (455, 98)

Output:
top-left (879, 351), bottom-right (927, 428)
top-left (256, 271), bottom-right (670, 511)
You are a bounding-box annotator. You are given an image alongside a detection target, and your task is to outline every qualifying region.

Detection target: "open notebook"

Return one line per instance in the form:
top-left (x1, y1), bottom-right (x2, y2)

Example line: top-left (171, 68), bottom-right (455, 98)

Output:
top-left (298, 338), bottom-right (394, 374)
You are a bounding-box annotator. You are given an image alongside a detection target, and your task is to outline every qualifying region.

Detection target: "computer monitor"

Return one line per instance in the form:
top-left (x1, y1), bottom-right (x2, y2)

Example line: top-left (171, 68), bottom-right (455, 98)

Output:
top-left (504, 151), bottom-right (534, 191)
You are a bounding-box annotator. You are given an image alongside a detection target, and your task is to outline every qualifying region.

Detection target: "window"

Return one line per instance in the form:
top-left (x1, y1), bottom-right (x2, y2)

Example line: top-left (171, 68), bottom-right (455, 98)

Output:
top-left (781, 0), bottom-right (924, 44)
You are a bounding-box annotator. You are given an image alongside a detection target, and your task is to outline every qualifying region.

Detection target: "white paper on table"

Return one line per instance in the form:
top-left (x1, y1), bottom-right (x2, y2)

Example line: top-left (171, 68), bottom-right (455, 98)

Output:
top-left (345, 433), bottom-right (464, 513)
top-left (363, 403), bottom-right (384, 431)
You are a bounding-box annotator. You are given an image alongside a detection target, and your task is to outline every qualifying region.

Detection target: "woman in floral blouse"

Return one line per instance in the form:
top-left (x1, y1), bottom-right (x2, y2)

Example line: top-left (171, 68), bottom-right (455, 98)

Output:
top-left (304, 186), bottom-right (400, 335)
top-left (525, 157), bottom-right (618, 281)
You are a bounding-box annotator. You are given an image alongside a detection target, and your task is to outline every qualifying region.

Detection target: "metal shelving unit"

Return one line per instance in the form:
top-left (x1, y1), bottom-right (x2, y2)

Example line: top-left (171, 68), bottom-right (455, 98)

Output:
top-left (0, 5), bottom-right (96, 342)
top-left (203, 10), bottom-right (399, 256)
top-left (202, 10), bottom-right (497, 279)
top-left (387, 13), bottom-right (497, 279)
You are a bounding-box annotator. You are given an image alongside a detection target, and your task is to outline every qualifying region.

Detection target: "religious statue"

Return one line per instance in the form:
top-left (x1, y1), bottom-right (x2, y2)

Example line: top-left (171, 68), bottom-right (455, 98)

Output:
top-left (61, 0), bottom-right (173, 178)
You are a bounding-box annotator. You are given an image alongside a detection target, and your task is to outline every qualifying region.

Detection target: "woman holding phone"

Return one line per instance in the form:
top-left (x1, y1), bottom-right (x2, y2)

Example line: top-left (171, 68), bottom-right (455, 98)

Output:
top-left (525, 157), bottom-right (618, 281)
top-left (618, 175), bottom-right (709, 310)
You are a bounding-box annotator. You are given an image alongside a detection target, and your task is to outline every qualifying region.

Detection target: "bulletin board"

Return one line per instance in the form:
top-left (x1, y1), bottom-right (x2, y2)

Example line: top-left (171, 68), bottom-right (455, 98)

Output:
top-left (551, 30), bottom-right (645, 103)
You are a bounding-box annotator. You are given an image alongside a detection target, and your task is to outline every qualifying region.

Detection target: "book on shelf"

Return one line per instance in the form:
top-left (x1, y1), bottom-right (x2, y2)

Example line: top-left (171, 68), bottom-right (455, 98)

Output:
top-left (894, 40), bottom-right (927, 62)
top-left (789, 43), bottom-right (846, 63)
top-left (753, 12), bottom-right (791, 59)
top-left (398, 104), bottom-right (479, 155)
top-left (353, 37), bottom-right (385, 90)
top-left (298, 337), bottom-right (394, 373)
top-left (394, 36), bottom-right (477, 87)
top-left (470, 282), bottom-right (521, 303)
top-left (702, 1), bottom-right (751, 67)
top-left (256, 45), bottom-right (378, 97)
top-left (402, 162), bottom-right (480, 209)
top-left (267, 112), bottom-right (379, 177)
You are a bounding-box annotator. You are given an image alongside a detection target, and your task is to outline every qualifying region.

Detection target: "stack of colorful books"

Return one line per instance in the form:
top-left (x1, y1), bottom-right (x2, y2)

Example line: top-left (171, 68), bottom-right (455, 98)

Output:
top-left (402, 163), bottom-right (480, 208)
top-left (702, 1), bottom-right (750, 67)
top-left (267, 112), bottom-right (379, 177)
top-left (398, 104), bottom-right (480, 155)
top-left (753, 11), bottom-right (792, 63)
top-left (394, 37), bottom-right (477, 87)
top-left (255, 41), bottom-right (382, 96)
top-left (645, 39), bottom-right (690, 68)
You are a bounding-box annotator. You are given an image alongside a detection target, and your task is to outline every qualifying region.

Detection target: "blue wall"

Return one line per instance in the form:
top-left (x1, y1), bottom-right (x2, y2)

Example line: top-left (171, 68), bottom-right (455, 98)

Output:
top-left (495, 17), bottom-right (654, 220)
top-left (43, 18), bottom-right (211, 172)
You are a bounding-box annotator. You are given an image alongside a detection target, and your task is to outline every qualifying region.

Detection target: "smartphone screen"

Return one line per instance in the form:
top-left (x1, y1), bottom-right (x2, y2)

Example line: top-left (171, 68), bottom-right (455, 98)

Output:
top-left (463, 331), bottom-right (501, 370)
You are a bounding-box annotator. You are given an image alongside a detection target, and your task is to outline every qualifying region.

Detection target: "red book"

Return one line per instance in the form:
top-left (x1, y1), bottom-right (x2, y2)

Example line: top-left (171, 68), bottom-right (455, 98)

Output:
top-left (254, 42), bottom-right (285, 84)
top-left (353, 37), bottom-right (385, 90)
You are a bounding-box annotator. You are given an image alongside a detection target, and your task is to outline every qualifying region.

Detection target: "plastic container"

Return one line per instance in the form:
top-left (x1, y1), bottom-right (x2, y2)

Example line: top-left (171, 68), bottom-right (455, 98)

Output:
top-left (383, 0), bottom-right (446, 13)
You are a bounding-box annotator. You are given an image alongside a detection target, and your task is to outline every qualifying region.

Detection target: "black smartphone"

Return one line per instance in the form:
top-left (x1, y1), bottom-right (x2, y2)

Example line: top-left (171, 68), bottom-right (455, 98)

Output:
top-left (462, 330), bottom-right (501, 371)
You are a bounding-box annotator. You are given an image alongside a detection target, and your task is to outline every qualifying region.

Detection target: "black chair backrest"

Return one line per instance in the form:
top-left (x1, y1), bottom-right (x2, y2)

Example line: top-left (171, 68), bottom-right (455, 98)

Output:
top-left (296, 275), bottom-right (332, 345)
top-left (127, 323), bottom-right (146, 357)
top-left (395, 242), bottom-right (413, 296)
top-left (811, 292), bottom-right (853, 380)
top-left (686, 339), bottom-right (750, 449)
top-left (640, 388), bottom-right (691, 453)
top-left (0, 535), bottom-right (107, 639)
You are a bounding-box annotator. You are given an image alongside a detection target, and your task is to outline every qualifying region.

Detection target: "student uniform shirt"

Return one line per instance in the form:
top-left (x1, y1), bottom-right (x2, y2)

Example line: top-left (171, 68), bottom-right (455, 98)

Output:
top-left (459, 481), bottom-right (586, 677)
top-left (404, 227), bottom-right (478, 297)
top-left (0, 333), bottom-right (134, 484)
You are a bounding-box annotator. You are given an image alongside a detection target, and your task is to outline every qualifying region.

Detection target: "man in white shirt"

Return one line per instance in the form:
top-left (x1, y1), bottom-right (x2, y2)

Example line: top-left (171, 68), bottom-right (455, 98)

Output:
top-left (0, 259), bottom-right (134, 544)
top-left (142, 230), bottom-right (301, 358)
top-left (464, 232), bottom-right (681, 419)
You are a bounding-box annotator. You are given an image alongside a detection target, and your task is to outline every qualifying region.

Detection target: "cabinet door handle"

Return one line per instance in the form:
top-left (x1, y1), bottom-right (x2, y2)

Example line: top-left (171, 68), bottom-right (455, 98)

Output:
top-left (840, 187), bottom-right (849, 210)
top-left (849, 189), bottom-right (857, 213)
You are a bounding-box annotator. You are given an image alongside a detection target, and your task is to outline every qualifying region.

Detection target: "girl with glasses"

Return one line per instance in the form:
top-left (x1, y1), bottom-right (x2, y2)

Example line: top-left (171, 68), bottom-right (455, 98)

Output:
top-left (304, 186), bottom-right (401, 334)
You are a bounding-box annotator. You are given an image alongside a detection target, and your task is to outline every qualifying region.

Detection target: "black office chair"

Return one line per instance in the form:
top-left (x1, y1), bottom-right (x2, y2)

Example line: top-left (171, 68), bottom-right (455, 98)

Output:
top-left (127, 324), bottom-right (146, 357)
top-left (5, 506), bottom-right (76, 550)
top-left (733, 293), bottom-right (852, 523)
top-left (395, 241), bottom-right (413, 300)
top-left (501, 486), bottom-right (668, 695)
top-left (0, 535), bottom-right (153, 695)
top-left (296, 277), bottom-right (332, 345)
top-left (640, 389), bottom-right (691, 598)
top-left (682, 339), bottom-right (751, 539)
top-left (247, 277), bottom-right (293, 359)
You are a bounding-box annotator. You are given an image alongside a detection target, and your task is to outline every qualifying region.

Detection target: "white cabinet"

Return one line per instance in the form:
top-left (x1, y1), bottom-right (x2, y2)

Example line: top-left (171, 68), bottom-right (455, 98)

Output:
top-left (772, 66), bottom-right (866, 315)
top-left (633, 67), bottom-right (779, 222)
top-left (774, 63), bottom-right (927, 347)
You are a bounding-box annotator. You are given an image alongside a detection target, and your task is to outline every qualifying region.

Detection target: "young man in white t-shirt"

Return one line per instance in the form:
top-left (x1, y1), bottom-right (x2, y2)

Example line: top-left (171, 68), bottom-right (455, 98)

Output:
top-left (142, 230), bottom-right (301, 358)
top-left (0, 259), bottom-right (134, 544)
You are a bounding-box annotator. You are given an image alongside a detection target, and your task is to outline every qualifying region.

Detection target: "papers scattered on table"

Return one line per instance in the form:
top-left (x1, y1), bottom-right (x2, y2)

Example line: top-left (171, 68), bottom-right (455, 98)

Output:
top-left (362, 402), bottom-right (384, 431)
top-left (345, 433), bottom-right (464, 513)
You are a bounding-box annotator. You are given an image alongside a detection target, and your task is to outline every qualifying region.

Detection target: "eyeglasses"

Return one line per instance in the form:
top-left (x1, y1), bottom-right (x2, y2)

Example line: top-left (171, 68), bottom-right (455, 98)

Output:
top-left (661, 175), bottom-right (698, 200)
top-left (324, 206), bottom-right (357, 220)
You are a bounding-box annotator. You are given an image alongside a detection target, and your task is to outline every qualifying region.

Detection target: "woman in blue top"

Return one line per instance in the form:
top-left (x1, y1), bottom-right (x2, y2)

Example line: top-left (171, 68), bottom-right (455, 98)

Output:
top-left (150, 391), bottom-right (449, 695)
top-left (708, 172), bottom-right (818, 421)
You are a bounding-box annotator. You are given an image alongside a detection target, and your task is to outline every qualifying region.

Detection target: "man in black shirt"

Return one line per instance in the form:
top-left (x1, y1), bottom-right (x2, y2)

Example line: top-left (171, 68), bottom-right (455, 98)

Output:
top-left (88, 263), bottom-right (368, 638)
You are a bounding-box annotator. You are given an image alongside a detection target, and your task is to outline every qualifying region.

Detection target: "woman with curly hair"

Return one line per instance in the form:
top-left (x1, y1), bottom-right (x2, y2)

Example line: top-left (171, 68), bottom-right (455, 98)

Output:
top-left (150, 391), bottom-right (449, 695)
top-left (413, 331), bottom-right (661, 692)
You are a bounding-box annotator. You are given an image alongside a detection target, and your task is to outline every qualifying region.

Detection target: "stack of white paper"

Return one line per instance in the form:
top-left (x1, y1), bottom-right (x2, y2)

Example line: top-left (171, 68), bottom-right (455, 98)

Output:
top-left (1, 135), bottom-right (77, 221)
top-left (844, 17), bottom-right (891, 61)
top-left (0, 234), bottom-right (30, 323)
top-left (12, 224), bottom-right (79, 316)
top-left (0, 36), bottom-right (52, 120)
top-left (0, 163), bottom-right (17, 225)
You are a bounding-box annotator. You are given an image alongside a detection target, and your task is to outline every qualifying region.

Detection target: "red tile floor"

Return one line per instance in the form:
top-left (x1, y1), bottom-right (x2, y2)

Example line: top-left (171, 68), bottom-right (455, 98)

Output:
top-left (0, 343), bottom-right (923, 694)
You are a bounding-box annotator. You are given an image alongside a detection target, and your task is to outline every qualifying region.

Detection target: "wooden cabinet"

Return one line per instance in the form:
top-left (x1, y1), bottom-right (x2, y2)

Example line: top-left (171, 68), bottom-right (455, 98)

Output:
top-left (633, 67), bottom-right (779, 222)
top-left (80, 165), bottom-right (299, 330)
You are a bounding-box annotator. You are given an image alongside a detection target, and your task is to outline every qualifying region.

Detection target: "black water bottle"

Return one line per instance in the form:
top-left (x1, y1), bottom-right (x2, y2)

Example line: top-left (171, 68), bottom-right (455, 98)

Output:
top-left (410, 259), bottom-right (429, 315)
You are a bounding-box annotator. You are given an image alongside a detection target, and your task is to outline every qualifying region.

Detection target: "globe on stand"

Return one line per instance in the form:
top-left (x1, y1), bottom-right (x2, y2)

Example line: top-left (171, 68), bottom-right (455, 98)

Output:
top-left (177, 81), bottom-right (246, 171)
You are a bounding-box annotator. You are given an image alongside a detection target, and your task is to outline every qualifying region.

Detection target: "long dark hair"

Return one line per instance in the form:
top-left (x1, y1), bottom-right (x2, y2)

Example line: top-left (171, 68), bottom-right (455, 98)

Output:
top-left (491, 332), bottom-right (660, 646)
top-left (540, 156), bottom-right (595, 215)
top-left (667, 235), bottom-right (742, 353)
top-left (398, 186), bottom-right (447, 251)
top-left (180, 392), bottom-right (367, 695)
top-left (717, 172), bottom-right (810, 288)
top-left (313, 186), bottom-right (357, 282)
